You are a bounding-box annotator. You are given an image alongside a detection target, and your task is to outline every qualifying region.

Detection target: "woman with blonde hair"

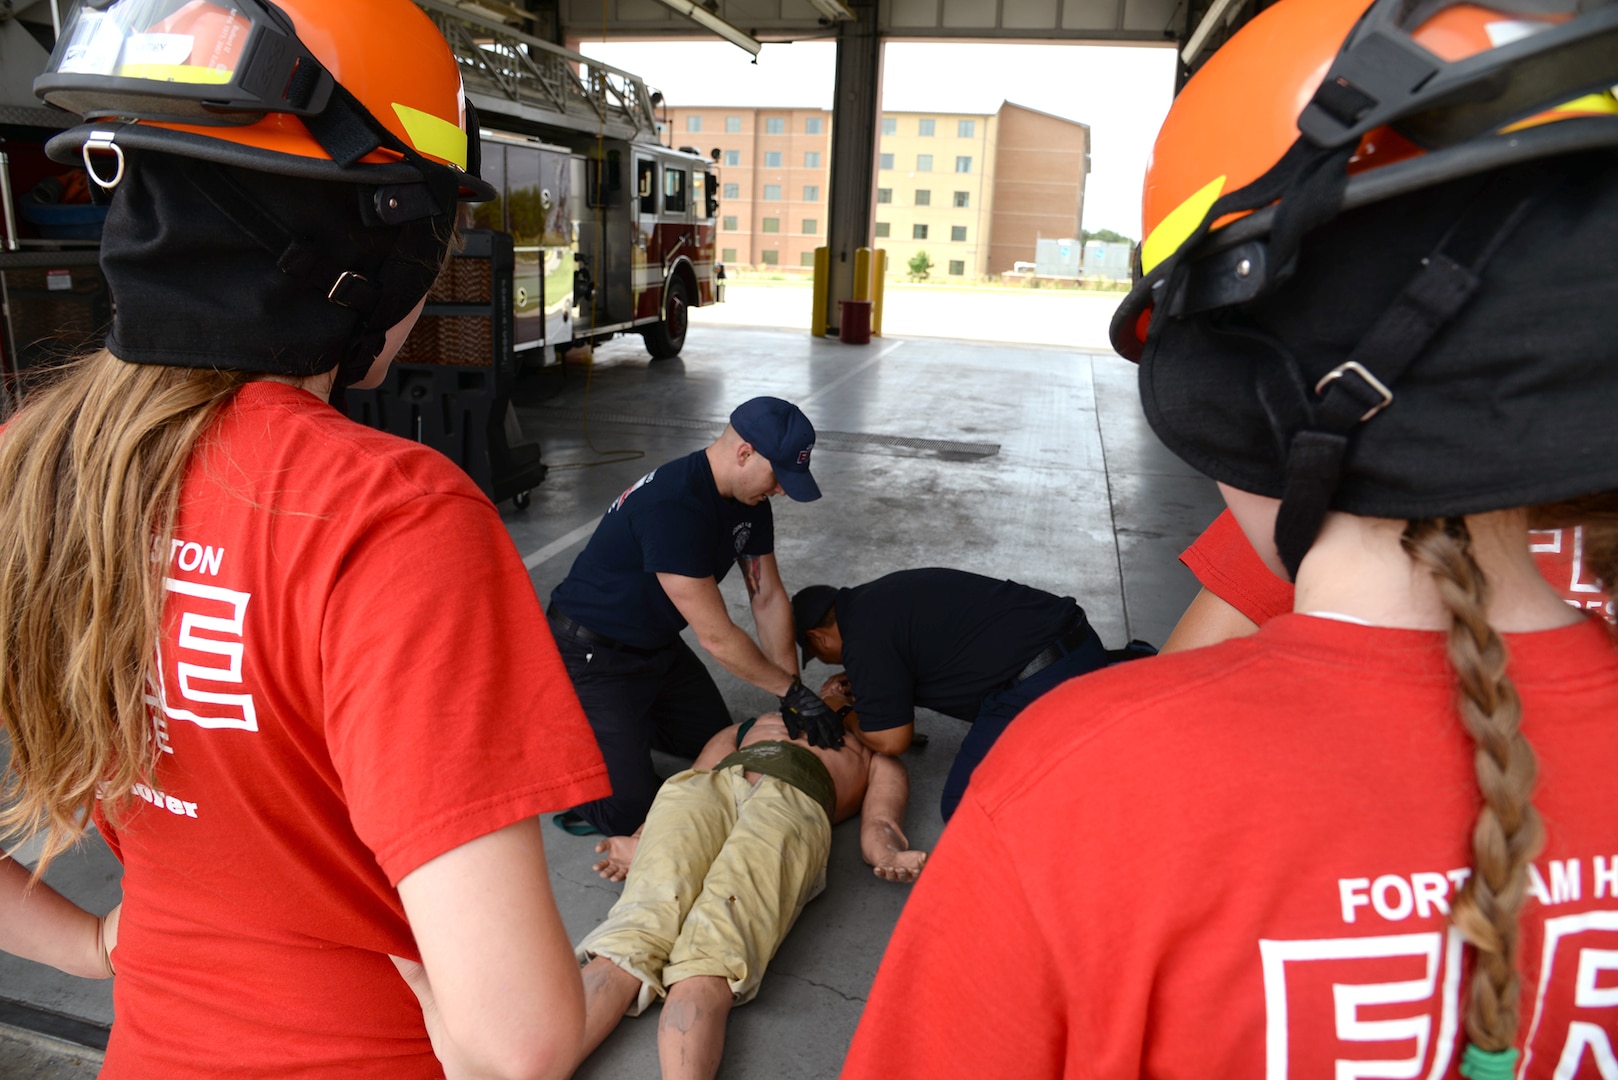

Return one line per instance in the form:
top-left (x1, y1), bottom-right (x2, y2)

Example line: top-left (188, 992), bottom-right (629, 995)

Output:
top-left (844, 0), bottom-right (1618, 1076)
top-left (2, 2), bottom-right (608, 1075)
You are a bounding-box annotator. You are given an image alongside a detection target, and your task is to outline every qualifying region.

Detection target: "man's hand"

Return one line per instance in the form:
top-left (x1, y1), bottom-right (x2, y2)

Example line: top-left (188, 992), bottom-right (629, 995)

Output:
top-left (592, 835), bottom-right (639, 882)
top-left (818, 672), bottom-right (852, 700)
top-left (780, 677), bottom-right (844, 749)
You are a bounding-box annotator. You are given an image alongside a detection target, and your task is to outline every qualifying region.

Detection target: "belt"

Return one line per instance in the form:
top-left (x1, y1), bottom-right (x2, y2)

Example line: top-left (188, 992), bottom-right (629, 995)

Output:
top-left (1013, 616), bottom-right (1094, 684)
top-left (546, 603), bottom-right (662, 657)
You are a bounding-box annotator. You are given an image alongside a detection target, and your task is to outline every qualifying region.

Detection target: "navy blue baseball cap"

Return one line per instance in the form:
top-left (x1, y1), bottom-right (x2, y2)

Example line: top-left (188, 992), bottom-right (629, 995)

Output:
top-left (730, 397), bottom-right (821, 502)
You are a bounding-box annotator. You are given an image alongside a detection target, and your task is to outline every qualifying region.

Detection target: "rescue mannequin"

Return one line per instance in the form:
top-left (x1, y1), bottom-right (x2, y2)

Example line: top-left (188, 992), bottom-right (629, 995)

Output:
top-left (844, 0), bottom-right (1618, 1075)
top-left (0, 2), bottom-right (608, 1076)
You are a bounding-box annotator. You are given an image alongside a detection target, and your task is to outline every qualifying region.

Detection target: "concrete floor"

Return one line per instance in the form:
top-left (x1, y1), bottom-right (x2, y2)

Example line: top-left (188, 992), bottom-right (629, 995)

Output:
top-left (0, 323), bottom-right (1223, 1078)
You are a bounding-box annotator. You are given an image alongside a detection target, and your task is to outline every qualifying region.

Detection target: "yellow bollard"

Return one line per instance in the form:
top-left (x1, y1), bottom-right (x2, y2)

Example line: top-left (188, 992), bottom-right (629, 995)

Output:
top-left (854, 247), bottom-right (871, 302)
top-left (811, 246), bottom-right (830, 337)
top-left (870, 249), bottom-right (886, 338)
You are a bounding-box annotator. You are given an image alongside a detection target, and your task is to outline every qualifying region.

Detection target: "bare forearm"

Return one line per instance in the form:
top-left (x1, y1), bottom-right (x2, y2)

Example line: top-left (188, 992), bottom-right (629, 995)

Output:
top-left (1160, 588), bottom-right (1260, 654)
top-left (0, 857), bottom-right (110, 979)
top-left (698, 620), bottom-right (794, 695)
top-left (751, 588), bottom-right (798, 676)
top-left (859, 756), bottom-right (911, 863)
top-left (398, 822), bottom-right (585, 1080)
top-left (860, 816), bottom-right (911, 868)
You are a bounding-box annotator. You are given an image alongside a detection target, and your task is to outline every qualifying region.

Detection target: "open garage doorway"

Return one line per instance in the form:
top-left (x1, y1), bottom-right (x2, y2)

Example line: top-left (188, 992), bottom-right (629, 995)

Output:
top-left (575, 38), bottom-right (1176, 350)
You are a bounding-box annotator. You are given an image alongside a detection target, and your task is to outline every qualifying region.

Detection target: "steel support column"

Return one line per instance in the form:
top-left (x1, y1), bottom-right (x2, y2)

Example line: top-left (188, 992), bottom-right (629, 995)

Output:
top-left (823, 3), bottom-right (882, 332)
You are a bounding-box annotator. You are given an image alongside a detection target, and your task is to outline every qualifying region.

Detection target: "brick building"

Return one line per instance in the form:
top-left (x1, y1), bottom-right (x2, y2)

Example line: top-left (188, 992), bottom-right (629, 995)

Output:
top-left (664, 101), bottom-right (1089, 279)
top-left (986, 103), bottom-right (1091, 276)
top-left (665, 106), bottom-right (832, 272)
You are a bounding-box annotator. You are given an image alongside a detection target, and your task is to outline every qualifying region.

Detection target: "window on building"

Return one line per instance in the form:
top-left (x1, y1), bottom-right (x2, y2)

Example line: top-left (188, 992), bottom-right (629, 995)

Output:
top-left (958, 120), bottom-right (975, 138)
top-left (801, 250), bottom-right (817, 266)
top-left (918, 118), bottom-right (935, 136)
top-left (804, 151), bottom-right (820, 169)
top-left (725, 116), bottom-right (741, 133)
top-left (913, 223), bottom-right (928, 239)
top-left (955, 156), bottom-right (972, 173)
top-left (874, 221), bottom-right (890, 238)
top-left (953, 190), bottom-right (970, 208)
top-left (664, 168), bottom-right (687, 213)
top-left (722, 215), bottom-right (738, 230)
top-left (806, 116), bottom-right (823, 134)
top-left (724, 150), bottom-right (740, 166)
top-left (915, 189), bottom-right (931, 206)
top-left (802, 218), bottom-right (817, 234)
top-left (722, 247), bottom-right (737, 262)
top-left (881, 116), bottom-right (897, 135)
top-left (879, 153), bottom-right (894, 170)
top-left (765, 117), bottom-right (784, 134)
top-left (951, 225), bottom-right (967, 242)
top-left (916, 154), bottom-right (933, 171)
top-left (762, 218), bottom-right (780, 233)
top-left (949, 259), bottom-right (965, 275)
top-left (764, 151), bottom-right (782, 168)
top-left (723, 182), bottom-right (740, 199)
top-left (803, 185), bottom-right (819, 202)
top-left (763, 184), bottom-right (782, 201)
top-left (876, 188), bottom-right (892, 204)
top-left (686, 115), bottom-right (702, 132)
top-left (761, 249), bottom-right (779, 264)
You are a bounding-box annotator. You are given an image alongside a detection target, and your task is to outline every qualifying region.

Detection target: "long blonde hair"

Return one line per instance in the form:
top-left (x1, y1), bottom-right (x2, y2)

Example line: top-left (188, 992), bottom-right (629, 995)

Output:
top-left (1403, 506), bottom-right (1618, 1053)
top-left (0, 350), bottom-right (252, 874)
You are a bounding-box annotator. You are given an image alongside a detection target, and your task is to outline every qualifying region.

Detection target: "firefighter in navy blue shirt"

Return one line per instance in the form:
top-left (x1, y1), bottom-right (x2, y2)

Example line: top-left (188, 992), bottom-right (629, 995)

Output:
top-left (793, 569), bottom-right (1150, 819)
top-left (549, 397), bottom-right (841, 836)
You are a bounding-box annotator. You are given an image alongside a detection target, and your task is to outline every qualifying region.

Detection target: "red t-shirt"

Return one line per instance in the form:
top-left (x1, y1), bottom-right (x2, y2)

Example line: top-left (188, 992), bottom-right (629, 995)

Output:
top-left (1180, 509), bottom-right (1613, 624)
top-left (844, 615), bottom-right (1618, 1079)
top-left (93, 383), bottom-right (609, 1078)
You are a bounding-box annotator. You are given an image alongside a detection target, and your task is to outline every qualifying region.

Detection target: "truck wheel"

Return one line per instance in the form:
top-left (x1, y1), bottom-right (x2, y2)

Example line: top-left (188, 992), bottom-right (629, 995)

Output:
top-left (642, 274), bottom-right (689, 360)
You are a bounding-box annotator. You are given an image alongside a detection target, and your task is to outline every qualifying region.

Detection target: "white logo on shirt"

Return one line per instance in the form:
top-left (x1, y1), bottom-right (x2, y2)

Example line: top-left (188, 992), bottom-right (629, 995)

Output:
top-left (147, 577), bottom-right (258, 734)
top-left (1259, 859), bottom-right (1618, 1078)
top-left (610, 470), bottom-right (657, 512)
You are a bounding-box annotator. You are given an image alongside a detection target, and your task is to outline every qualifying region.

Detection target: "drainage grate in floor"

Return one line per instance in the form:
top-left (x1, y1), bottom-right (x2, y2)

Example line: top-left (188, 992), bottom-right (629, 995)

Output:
top-left (565, 412), bottom-right (1000, 459)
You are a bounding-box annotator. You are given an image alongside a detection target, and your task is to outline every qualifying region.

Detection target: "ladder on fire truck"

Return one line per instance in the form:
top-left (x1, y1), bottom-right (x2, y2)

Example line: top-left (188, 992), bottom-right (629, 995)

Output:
top-left (412, 0), bottom-right (660, 142)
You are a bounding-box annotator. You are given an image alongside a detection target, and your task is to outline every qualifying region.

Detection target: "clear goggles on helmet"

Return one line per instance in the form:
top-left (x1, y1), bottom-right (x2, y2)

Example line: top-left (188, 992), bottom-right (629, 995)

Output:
top-left (1299, 0), bottom-right (1618, 151)
top-left (36, 0), bottom-right (333, 124)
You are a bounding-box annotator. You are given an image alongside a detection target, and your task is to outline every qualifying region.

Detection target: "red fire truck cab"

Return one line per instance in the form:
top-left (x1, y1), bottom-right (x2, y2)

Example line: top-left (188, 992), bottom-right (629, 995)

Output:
top-left (471, 131), bottom-right (720, 365)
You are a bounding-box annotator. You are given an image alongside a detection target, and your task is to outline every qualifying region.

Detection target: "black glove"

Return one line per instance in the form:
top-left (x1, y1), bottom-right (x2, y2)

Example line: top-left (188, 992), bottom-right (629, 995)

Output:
top-left (779, 676), bottom-right (844, 749)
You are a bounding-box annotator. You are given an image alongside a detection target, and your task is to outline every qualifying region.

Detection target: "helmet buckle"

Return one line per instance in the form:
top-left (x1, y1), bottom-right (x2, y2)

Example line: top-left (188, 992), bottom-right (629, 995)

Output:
top-left (327, 270), bottom-right (370, 307)
top-left (82, 132), bottom-right (125, 192)
top-left (1315, 361), bottom-right (1393, 422)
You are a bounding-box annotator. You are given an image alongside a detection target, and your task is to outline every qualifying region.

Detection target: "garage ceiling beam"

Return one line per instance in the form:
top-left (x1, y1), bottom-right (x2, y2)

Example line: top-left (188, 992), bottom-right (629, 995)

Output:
top-left (1180, 0), bottom-right (1241, 66)
top-left (646, 0), bottom-right (763, 54)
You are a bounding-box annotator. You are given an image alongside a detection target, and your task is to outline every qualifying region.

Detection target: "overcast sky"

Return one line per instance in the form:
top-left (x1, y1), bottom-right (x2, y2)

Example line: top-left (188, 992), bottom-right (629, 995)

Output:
top-left (576, 39), bottom-right (1177, 239)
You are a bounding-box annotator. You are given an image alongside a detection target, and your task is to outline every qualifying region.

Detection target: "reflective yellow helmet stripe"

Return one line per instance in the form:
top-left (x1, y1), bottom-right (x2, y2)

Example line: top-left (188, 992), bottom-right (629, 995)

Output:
top-left (1500, 90), bottom-right (1618, 134)
top-left (1141, 174), bottom-right (1226, 276)
top-left (117, 63), bottom-right (234, 84)
top-left (392, 102), bottom-right (468, 170)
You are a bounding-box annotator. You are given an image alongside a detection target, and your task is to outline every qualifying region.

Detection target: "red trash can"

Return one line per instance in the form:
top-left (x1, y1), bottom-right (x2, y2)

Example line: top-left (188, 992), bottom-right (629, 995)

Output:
top-left (838, 299), bottom-right (873, 345)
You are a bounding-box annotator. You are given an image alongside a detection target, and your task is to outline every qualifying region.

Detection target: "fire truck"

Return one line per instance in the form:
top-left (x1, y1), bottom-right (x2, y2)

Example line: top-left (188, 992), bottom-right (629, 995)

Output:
top-left (0, 1), bottom-right (718, 504)
top-left (475, 130), bottom-right (722, 365)
top-left (425, 0), bottom-right (724, 364)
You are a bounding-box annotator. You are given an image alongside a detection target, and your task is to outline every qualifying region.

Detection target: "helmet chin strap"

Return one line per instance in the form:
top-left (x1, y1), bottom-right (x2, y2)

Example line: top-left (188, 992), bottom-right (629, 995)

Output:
top-left (1268, 165), bottom-right (1553, 579)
